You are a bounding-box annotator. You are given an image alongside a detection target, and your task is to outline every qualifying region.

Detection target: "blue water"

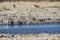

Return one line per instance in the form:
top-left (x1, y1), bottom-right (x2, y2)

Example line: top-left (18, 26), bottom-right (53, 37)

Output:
top-left (0, 24), bottom-right (60, 34)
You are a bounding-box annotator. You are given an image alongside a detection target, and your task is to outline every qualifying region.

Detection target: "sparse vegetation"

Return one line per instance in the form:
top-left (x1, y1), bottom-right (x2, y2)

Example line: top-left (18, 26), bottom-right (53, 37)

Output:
top-left (0, 34), bottom-right (60, 40)
top-left (0, 2), bottom-right (60, 24)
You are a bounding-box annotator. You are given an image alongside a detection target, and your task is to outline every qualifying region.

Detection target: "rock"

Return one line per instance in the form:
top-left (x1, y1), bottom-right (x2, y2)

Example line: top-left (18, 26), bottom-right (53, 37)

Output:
top-left (3, 7), bottom-right (10, 10)
top-left (34, 5), bottom-right (39, 8)
top-left (39, 19), bottom-right (45, 22)
top-left (17, 21), bottom-right (24, 25)
top-left (32, 17), bottom-right (36, 21)
top-left (13, 4), bottom-right (16, 8)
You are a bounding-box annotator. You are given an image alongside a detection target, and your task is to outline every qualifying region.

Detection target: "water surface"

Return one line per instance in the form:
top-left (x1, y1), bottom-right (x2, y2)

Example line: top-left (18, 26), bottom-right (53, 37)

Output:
top-left (0, 24), bottom-right (60, 34)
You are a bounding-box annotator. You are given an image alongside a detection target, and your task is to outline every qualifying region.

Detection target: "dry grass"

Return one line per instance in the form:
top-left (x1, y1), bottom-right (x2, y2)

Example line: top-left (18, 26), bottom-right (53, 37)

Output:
top-left (0, 2), bottom-right (60, 9)
top-left (0, 2), bottom-right (60, 24)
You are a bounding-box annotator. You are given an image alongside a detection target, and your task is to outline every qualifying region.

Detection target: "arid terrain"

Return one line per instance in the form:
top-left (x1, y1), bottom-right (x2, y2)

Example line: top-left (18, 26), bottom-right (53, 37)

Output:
top-left (0, 1), bottom-right (60, 40)
top-left (0, 2), bottom-right (60, 24)
top-left (0, 33), bottom-right (60, 40)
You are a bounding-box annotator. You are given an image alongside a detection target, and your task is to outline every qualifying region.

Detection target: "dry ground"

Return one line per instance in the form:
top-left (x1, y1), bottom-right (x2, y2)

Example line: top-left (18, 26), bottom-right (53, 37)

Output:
top-left (0, 2), bottom-right (60, 24)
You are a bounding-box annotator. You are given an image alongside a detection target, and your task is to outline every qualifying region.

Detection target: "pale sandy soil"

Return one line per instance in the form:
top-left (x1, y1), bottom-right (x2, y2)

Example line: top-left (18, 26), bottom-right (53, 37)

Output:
top-left (0, 2), bottom-right (60, 24)
top-left (0, 33), bottom-right (60, 40)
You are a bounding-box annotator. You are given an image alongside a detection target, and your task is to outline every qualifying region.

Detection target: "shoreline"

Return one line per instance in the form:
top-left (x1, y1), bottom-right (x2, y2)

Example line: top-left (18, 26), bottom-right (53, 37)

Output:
top-left (0, 33), bottom-right (60, 40)
top-left (0, 21), bottom-right (59, 25)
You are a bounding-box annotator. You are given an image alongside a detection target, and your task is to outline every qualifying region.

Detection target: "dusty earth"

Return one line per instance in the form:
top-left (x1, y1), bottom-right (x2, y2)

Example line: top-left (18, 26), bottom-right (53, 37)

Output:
top-left (0, 33), bottom-right (60, 40)
top-left (0, 2), bottom-right (60, 24)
